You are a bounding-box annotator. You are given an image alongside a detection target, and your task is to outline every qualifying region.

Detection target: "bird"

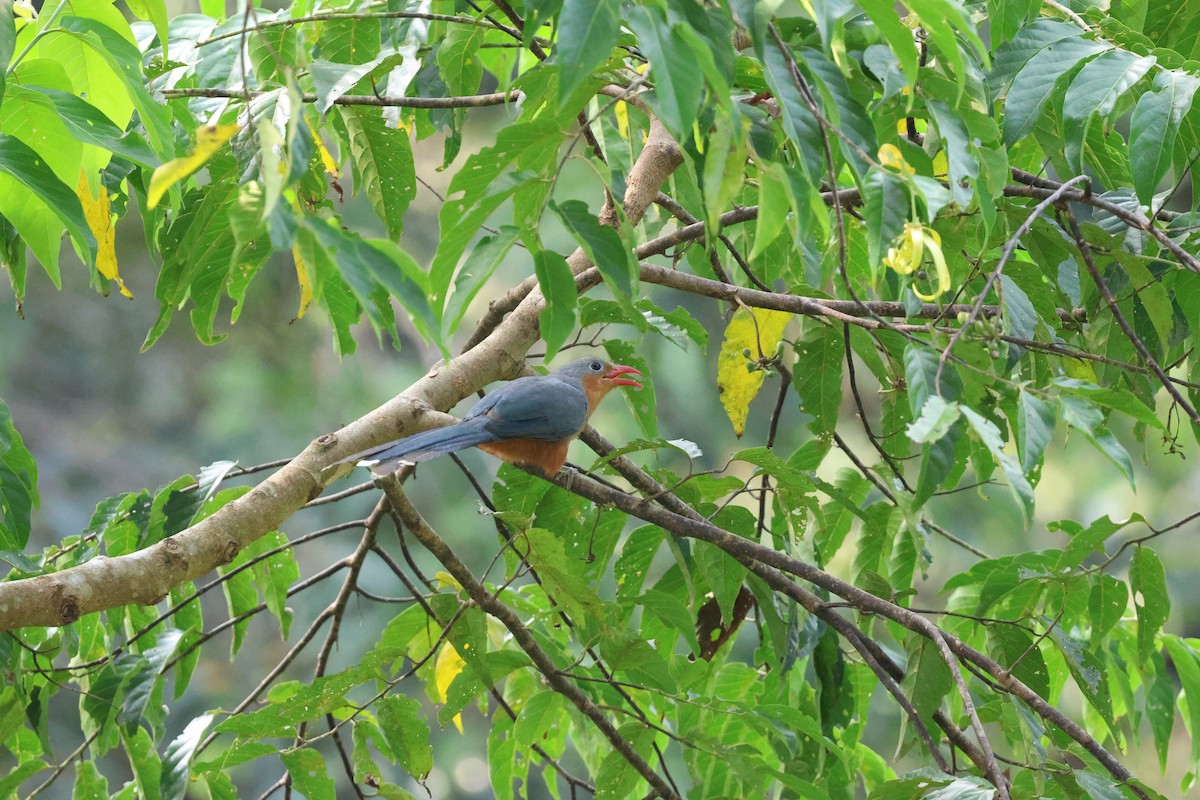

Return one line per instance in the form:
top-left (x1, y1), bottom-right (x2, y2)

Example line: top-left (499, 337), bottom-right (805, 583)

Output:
top-left (340, 357), bottom-right (643, 476)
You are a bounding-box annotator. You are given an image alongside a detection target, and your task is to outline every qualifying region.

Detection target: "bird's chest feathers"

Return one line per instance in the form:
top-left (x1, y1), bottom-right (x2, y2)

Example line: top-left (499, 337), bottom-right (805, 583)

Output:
top-left (477, 437), bottom-right (572, 475)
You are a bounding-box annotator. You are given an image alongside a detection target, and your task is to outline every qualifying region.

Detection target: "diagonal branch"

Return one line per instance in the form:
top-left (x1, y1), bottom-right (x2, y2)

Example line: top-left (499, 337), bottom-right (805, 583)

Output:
top-left (378, 477), bottom-right (681, 800)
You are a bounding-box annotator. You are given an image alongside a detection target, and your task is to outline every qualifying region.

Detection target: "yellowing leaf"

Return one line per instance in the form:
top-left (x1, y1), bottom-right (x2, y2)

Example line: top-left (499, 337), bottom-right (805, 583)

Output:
top-left (614, 100), bottom-right (629, 139)
top-left (306, 117), bottom-right (340, 177)
top-left (292, 246), bottom-right (313, 320)
top-left (878, 143), bottom-right (915, 175)
top-left (77, 170), bottom-right (131, 298)
top-left (434, 571), bottom-right (462, 591)
top-left (434, 642), bottom-right (466, 734)
top-left (147, 123), bottom-right (240, 209)
top-left (717, 307), bottom-right (791, 436)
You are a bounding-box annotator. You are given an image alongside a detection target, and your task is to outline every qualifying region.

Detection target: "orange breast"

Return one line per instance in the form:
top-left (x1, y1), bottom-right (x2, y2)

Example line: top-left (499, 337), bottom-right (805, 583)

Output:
top-left (477, 437), bottom-right (572, 475)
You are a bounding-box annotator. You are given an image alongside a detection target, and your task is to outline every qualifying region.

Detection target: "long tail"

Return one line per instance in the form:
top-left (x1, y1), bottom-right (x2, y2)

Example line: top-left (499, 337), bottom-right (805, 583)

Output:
top-left (341, 422), bottom-right (499, 473)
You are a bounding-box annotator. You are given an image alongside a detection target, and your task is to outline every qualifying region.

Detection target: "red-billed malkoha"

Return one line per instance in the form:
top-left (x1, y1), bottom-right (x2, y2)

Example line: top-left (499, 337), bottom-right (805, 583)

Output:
top-left (341, 357), bottom-right (643, 475)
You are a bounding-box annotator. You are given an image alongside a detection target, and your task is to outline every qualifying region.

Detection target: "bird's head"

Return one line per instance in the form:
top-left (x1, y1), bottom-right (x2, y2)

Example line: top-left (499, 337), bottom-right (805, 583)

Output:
top-left (556, 357), bottom-right (643, 407)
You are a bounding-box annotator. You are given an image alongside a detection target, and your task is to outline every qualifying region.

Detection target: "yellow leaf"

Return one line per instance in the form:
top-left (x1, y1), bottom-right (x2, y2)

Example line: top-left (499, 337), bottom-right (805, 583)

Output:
top-left (877, 143), bottom-right (915, 176)
top-left (717, 307), bottom-right (791, 436)
top-left (147, 123), bottom-right (240, 209)
top-left (932, 150), bottom-right (949, 179)
top-left (291, 246), bottom-right (313, 320)
top-left (76, 170), bottom-right (132, 298)
top-left (434, 642), bottom-right (466, 734)
top-left (614, 100), bottom-right (629, 140)
top-left (305, 117), bottom-right (340, 177)
top-left (434, 571), bottom-right (462, 591)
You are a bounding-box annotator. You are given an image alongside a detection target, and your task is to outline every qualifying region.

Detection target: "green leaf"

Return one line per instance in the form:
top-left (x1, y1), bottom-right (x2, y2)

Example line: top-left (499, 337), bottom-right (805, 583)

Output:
top-left (1054, 378), bottom-right (1164, 430)
top-left (555, 0), bottom-right (619, 102)
top-left (907, 395), bottom-right (961, 444)
top-left (1017, 391), bottom-right (1056, 473)
top-left (122, 726), bottom-right (162, 800)
top-left (962, 406), bottom-right (1034, 522)
top-left (303, 216), bottom-right (438, 348)
top-left (443, 227), bottom-right (520, 336)
top-left (1088, 572), bottom-right (1128, 647)
top-left (534, 249), bottom-right (577, 361)
top-left (1058, 396), bottom-right (1136, 489)
top-left (640, 588), bottom-right (701, 654)
top-left (863, 170), bottom-right (909, 271)
top-left (161, 714), bottom-right (214, 800)
top-left (1130, 70), bottom-right (1200, 204)
top-left (437, 25), bottom-right (484, 96)
top-left (757, 33), bottom-right (824, 183)
top-left (551, 199), bottom-right (637, 298)
top-left (857, 0), bottom-right (919, 84)
top-left (317, 16), bottom-right (381, 65)
top-left (55, 16), bottom-right (173, 156)
top-left (0, 397), bottom-right (37, 551)
top-left (1051, 628), bottom-right (1114, 731)
top-left (626, 5), bottom-right (703, 137)
top-left (244, 530), bottom-right (300, 638)
top-left (340, 105), bottom-right (415, 241)
top-left (0, 0), bottom-right (13, 105)
top-left (999, 273), bottom-right (1037, 341)
top-left (512, 690), bottom-right (564, 747)
top-left (1163, 636), bottom-right (1200, 766)
top-left (615, 525), bottom-right (663, 600)
top-left (28, 86), bottom-right (158, 166)
top-left (903, 344), bottom-right (962, 416)
top-left (990, 19), bottom-right (1082, 91)
top-left (0, 761), bottom-right (47, 796)
top-left (1131, 547), bottom-right (1169, 665)
top-left (0, 133), bottom-right (95, 261)
top-left (281, 749), bottom-right (335, 800)
top-left (1147, 651), bottom-right (1176, 770)
top-left (694, 542), bottom-right (748, 624)
top-left (792, 325), bottom-right (843, 437)
top-left (377, 695), bottom-right (433, 779)
top-left (601, 339), bottom-right (657, 438)
top-left (428, 118), bottom-right (563, 311)
top-left (71, 759), bottom-right (109, 799)
top-left (902, 637), bottom-right (952, 725)
top-left (988, 624), bottom-right (1050, 698)
top-left (310, 58), bottom-right (385, 113)
top-left (1062, 50), bottom-right (1156, 174)
top-left (1001, 33), bottom-right (1108, 145)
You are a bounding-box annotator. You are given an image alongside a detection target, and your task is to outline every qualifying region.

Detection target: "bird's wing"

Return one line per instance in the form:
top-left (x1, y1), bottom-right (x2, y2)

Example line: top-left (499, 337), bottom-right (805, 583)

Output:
top-left (473, 376), bottom-right (588, 441)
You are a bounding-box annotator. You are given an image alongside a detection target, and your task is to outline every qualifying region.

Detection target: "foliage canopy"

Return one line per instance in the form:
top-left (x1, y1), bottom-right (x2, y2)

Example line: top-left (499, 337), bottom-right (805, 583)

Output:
top-left (3, 0), bottom-right (1200, 798)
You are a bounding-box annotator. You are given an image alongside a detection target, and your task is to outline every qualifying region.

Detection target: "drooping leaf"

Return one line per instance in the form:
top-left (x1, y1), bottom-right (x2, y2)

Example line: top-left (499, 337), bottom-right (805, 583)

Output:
top-left (534, 249), bottom-right (577, 361)
top-left (146, 124), bottom-right (240, 209)
top-left (716, 307), bottom-right (791, 436)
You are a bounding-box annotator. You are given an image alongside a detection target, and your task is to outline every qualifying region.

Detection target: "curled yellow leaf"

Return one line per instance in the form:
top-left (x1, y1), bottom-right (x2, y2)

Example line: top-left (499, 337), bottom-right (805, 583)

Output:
top-left (76, 170), bottom-right (132, 298)
top-left (147, 123), bottom-right (241, 209)
top-left (291, 246), bottom-right (313, 320)
top-left (717, 307), bottom-right (791, 437)
top-left (434, 642), bottom-right (466, 734)
top-left (883, 222), bottom-right (951, 301)
top-left (305, 117), bottom-right (340, 177)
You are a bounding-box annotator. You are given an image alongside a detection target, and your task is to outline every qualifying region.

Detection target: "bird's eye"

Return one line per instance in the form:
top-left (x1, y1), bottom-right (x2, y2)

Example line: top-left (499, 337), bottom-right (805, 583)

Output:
top-left (589, 360), bottom-right (603, 372)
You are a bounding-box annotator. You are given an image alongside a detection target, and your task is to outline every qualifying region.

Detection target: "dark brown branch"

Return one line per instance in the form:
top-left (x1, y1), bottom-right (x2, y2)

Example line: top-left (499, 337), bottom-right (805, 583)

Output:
top-left (1065, 208), bottom-right (1200, 427)
top-left (161, 87), bottom-right (520, 109)
top-left (543, 465), bottom-right (1145, 798)
top-left (380, 478), bottom-right (681, 800)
